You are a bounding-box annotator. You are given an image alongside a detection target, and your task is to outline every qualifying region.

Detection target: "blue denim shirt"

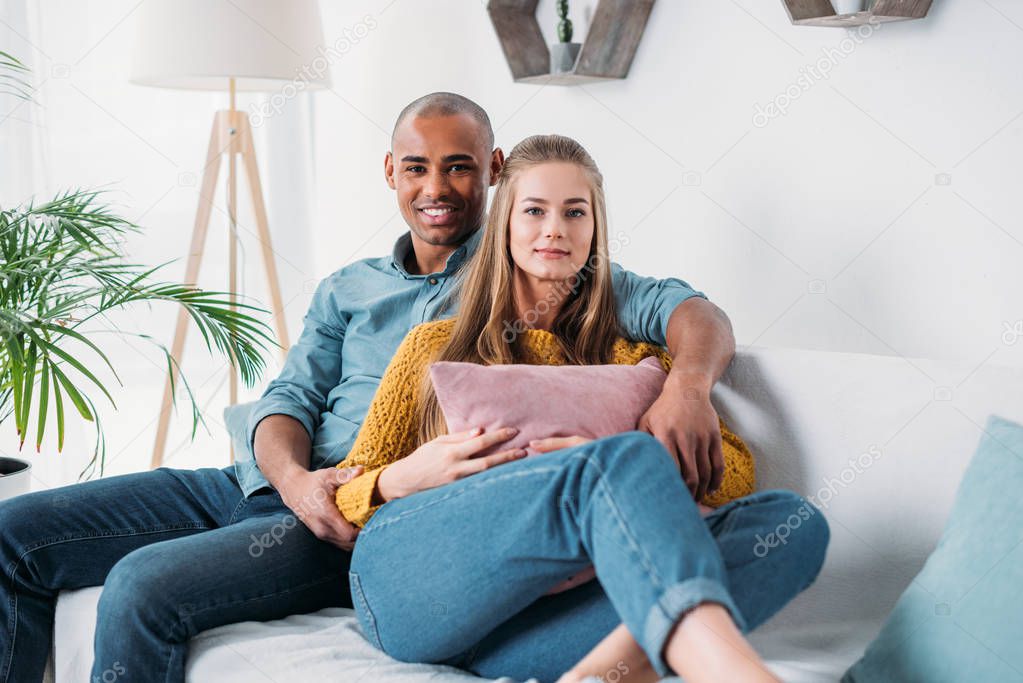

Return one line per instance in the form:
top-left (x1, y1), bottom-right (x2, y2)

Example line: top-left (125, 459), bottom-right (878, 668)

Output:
top-left (235, 228), bottom-right (706, 496)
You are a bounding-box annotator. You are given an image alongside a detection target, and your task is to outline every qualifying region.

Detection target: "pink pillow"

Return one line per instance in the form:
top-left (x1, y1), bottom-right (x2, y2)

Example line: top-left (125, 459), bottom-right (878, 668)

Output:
top-left (429, 356), bottom-right (667, 457)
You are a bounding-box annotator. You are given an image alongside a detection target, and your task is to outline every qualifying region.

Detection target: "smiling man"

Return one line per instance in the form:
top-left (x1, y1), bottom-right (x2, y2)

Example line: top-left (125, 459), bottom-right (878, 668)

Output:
top-left (0, 93), bottom-right (745, 683)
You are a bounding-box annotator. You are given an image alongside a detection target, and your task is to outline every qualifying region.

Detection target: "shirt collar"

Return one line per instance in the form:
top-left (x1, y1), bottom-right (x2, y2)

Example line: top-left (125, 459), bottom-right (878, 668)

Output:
top-left (390, 228), bottom-right (483, 279)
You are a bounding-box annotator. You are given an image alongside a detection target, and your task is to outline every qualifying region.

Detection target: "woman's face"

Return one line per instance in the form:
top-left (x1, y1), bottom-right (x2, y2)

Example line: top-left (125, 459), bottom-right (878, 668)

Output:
top-left (508, 162), bottom-right (595, 284)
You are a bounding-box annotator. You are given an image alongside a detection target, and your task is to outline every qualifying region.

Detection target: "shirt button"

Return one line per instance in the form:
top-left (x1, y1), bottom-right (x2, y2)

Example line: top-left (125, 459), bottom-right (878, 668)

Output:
top-left (429, 278), bottom-right (438, 285)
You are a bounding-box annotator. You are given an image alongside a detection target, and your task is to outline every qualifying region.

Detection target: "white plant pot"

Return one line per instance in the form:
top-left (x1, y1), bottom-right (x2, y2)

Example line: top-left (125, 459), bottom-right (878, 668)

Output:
top-left (549, 42), bottom-right (582, 74)
top-left (833, 0), bottom-right (871, 13)
top-left (0, 456), bottom-right (32, 501)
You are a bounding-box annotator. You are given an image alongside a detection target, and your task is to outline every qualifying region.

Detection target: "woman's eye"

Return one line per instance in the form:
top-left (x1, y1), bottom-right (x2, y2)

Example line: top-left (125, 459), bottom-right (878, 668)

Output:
top-left (525, 207), bottom-right (544, 216)
top-left (566, 208), bottom-right (586, 218)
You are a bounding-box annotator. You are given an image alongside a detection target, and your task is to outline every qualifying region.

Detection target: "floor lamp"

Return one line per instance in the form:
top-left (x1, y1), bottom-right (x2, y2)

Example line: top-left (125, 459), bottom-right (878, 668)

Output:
top-left (130, 0), bottom-right (331, 468)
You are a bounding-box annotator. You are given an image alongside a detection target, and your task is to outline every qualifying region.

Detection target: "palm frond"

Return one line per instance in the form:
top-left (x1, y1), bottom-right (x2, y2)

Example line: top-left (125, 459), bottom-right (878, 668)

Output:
top-left (0, 189), bottom-right (277, 476)
top-left (0, 50), bottom-right (32, 100)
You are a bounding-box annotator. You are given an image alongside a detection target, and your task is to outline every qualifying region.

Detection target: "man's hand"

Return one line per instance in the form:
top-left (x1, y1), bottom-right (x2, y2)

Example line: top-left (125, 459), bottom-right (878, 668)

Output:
top-left (277, 467), bottom-right (365, 551)
top-left (638, 375), bottom-right (723, 502)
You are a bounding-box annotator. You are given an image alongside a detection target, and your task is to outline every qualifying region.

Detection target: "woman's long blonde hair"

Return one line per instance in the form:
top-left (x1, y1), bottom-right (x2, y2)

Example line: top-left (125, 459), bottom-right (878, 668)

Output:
top-left (416, 134), bottom-right (620, 444)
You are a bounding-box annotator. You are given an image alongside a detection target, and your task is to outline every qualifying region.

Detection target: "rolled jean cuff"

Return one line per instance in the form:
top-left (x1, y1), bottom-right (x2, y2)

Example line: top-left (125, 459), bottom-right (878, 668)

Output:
top-left (643, 576), bottom-right (747, 677)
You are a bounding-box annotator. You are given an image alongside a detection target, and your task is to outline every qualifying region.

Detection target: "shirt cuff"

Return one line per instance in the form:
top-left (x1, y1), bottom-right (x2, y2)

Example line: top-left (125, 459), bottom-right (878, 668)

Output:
top-left (246, 399), bottom-right (318, 462)
top-left (335, 465), bottom-right (387, 528)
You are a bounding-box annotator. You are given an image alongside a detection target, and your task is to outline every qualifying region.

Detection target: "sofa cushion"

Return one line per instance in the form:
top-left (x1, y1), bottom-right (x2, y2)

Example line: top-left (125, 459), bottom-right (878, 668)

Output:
top-left (429, 356), bottom-right (668, 456)
top-left (842, 414), bottom-right (1023, 682)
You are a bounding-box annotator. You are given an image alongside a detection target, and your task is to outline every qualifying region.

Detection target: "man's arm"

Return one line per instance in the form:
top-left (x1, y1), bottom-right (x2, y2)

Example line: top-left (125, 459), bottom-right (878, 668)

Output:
top-left (639, 298), bottom-right (736, 501)
top-left (610, 264), bottom-right (736, 500)
top-left (244, 275), bottom-right (346, 459)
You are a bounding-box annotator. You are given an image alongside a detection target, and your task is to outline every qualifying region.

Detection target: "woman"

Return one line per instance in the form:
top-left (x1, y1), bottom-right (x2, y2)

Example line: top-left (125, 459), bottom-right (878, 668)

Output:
top-left (334, 134), bottom-right (828, 683)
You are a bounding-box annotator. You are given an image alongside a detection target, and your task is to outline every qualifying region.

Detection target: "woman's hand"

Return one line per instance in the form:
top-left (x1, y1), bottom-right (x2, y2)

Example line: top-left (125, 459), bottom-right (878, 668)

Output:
top-left (528, 435), bottom-right (593, 452)
top-left (375, 427), bottom-right (526, 502)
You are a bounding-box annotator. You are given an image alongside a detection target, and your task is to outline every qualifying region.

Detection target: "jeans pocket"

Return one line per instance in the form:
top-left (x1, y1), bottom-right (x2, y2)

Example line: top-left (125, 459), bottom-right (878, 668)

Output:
top-left (349, 571), bottom-right (384, 651)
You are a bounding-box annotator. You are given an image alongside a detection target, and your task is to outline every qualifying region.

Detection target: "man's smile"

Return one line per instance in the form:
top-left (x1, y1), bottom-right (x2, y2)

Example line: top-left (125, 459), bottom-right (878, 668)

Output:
top-left (417, 204), bottom-right (461, 226)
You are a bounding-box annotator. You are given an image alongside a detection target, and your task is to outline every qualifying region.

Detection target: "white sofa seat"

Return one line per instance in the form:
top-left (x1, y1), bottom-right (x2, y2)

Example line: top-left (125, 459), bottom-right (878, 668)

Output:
top-left (50, 346), bottom-right (1023, 682)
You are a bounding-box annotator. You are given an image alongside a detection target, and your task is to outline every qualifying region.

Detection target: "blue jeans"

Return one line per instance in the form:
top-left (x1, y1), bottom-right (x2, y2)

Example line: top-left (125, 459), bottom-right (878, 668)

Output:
top-left (0, 466), bottom-right (351, 683)
top-left (349, 432), bottom-right (829, 682)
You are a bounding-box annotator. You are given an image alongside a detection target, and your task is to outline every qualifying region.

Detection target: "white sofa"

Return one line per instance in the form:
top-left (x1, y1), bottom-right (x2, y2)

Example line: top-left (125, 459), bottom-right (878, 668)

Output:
top-left (47, 345), bottom-right (1023, 682)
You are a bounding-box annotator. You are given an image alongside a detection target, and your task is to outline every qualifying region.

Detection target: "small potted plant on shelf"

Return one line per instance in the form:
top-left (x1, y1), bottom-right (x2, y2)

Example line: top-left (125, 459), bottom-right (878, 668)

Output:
top-left (832, 0), bottom-right (873, 15)
top-left (0, 51), bottom-right (274, 500)
top-left (550, 0), bottom-right (582, 74)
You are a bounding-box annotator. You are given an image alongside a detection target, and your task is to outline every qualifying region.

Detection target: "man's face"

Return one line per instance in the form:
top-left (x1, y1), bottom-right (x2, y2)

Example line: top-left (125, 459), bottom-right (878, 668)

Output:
top-left (385, 114), bottom-right (500, 248)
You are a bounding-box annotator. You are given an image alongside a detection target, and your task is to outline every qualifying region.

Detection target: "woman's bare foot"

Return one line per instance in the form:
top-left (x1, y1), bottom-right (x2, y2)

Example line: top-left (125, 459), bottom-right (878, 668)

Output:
top-left (662, 603), bottom-right (780, 683)
top-left (556, 623), bottom-right (659, 683)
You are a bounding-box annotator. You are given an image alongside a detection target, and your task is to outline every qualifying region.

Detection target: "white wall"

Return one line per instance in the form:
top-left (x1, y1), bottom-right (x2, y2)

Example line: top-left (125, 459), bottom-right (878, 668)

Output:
top-left (313, 0), bottom-right (1023, 372)
top-left (2, 0), bottom-right (1020, 483)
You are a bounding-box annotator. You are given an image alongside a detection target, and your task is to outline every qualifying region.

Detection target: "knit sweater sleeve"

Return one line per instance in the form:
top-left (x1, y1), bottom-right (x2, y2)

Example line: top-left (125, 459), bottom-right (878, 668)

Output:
top-left (334, 320), bottom-right (451, 527)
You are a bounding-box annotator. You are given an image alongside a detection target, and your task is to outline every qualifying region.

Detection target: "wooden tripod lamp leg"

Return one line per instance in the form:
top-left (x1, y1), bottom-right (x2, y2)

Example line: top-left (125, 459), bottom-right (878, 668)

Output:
top-left (238, 117), bottom-right (291, 356)
top-left (150, 117), bottom-right (224, 470)
top-left (150, 109), bottom-right (291, 470)
top-left (228, 80), bottom-right (240, 435)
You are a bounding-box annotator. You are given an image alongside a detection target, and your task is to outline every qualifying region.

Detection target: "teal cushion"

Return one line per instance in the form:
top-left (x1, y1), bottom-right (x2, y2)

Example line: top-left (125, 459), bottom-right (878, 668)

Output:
top-left (843, 414), bottom-right (1023, 682)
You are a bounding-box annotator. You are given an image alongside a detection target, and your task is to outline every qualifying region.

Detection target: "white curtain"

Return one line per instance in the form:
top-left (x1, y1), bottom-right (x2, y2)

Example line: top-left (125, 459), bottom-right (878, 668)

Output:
top-left (0, 0), bottom-right (50, 206)
top-left (0, 0), bottom-right (319, 483)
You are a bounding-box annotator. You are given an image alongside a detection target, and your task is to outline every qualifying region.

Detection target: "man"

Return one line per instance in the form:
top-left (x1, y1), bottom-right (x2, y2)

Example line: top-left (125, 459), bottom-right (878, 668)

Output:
top-left (0, 93), bottom-right (735, 683)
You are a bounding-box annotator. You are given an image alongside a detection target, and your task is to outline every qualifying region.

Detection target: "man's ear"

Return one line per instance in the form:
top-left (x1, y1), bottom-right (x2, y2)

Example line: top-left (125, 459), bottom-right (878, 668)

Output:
top-left (384, 151), bottom-right (397, 190)
top-left (489, 147), bottom-right (505, 187)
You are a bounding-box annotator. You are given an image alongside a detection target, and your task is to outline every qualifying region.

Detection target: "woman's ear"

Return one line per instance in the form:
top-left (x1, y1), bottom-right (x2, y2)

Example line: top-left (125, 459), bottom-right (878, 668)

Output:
top-left (489, 148), bottom-right (505, 186)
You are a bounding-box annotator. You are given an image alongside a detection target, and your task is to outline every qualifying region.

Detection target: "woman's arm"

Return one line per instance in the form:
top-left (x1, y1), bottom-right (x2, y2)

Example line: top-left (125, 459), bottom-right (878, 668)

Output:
top-left (339, 427), bottom-right (528, 528)
top-left (334, 324), bottom-right (439, 526)
top-left (335, 322), bottom-right (527, 527)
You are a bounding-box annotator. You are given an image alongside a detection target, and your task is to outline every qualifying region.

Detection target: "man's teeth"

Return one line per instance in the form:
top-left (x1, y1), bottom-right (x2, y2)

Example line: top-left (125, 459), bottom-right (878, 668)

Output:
top-left (422, 207), bottom-right (454, 216)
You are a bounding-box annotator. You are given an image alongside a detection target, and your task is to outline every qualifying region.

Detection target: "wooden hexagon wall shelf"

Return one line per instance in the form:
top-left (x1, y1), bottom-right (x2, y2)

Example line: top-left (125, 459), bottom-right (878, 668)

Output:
top-left (782, 0), bottom-right (933, 27)
top-left (487, 0), bottom-right (655, 85)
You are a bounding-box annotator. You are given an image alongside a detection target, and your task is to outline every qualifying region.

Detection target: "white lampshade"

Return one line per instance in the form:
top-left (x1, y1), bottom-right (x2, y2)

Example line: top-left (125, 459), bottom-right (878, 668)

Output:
top-left (131, 0), bottom-right (331, 92)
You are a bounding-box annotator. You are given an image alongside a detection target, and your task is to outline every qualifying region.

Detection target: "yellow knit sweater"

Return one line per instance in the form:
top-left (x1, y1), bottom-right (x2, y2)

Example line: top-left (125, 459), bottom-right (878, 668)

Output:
top-left (335, 318), bottom-right (755, 527)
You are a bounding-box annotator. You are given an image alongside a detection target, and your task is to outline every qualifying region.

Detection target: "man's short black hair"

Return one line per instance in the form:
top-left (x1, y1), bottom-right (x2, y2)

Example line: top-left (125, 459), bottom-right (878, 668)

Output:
top-left (391, 92), bottom-right (495, 152)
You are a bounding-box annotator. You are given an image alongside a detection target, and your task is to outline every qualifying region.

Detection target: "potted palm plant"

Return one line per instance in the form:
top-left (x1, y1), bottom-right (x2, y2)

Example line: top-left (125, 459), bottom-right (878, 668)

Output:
top-left (0, 51), bottom-right (275, 499)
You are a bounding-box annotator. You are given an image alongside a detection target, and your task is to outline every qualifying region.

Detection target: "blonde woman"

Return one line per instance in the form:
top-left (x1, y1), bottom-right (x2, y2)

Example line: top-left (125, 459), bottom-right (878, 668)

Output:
top-left (334, 135), bottom-right (828, 683)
